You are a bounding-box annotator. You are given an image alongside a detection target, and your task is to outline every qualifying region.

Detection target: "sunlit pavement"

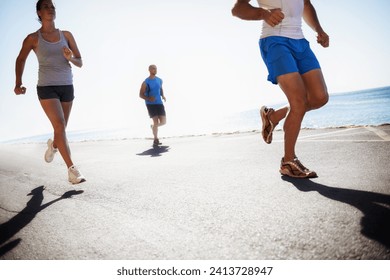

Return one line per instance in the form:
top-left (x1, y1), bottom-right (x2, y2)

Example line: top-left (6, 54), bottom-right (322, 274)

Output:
top-left (0, 125), bottom-right (389, 259)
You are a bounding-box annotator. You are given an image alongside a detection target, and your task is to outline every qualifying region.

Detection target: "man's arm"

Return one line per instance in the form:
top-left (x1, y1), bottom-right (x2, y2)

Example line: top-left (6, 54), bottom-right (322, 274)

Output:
top-left (139, 82), bottom-right (154, 102)
top-left (160, 87), bottom-right (166, 102)
top-left (231, 0), bottom-right (284, 26)
top-left (303, 0), bottom-right (329, 47)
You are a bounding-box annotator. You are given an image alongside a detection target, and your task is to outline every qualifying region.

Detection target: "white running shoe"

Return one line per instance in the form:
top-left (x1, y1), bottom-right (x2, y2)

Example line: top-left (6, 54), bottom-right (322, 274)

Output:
top-left (68, 165), bottom-right (86, 184)
top-left (44, 139), bottom-right (58, 163)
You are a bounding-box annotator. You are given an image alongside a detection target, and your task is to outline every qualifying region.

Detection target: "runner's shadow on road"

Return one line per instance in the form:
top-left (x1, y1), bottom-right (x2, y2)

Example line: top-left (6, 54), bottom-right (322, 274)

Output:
top-left (0, 186), bottom-right (83, 257)
top-left (282, 176), bottom-right (390, 249)
top-left (136, 145), bottom-right (170, 157)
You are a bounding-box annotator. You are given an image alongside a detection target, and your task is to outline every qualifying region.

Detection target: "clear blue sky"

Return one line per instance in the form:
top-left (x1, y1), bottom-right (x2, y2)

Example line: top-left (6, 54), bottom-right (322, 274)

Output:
top-left (1, 0), bottom-right (389, 141)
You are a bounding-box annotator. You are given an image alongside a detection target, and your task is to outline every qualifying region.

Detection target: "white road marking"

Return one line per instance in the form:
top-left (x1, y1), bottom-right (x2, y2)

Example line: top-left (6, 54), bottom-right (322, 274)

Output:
top-left (364, 126), bottom-right (390, 141)
top-left (270, 126), bottom-right (390, 142)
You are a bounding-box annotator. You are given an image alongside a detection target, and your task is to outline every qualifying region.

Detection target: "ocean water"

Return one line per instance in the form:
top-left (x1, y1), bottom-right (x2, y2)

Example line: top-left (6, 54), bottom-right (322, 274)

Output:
top-left (225, 86), bottom-right (390, 132)
top-left (302, 86), bottom-right (390, 128)
top-left (4, 86), bottom-right (390, 143)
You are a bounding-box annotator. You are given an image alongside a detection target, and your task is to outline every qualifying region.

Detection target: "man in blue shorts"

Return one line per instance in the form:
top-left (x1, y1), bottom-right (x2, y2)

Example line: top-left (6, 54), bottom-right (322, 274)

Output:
top-left (232, 0), bottom-right (329, 178)
top-left (139, 64), bottom-right (167, 146)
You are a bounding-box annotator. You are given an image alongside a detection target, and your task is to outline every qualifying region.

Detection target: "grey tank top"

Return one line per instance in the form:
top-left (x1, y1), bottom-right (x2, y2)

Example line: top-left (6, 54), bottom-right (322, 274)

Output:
top-left (36, 29), bottom-right (73, 86)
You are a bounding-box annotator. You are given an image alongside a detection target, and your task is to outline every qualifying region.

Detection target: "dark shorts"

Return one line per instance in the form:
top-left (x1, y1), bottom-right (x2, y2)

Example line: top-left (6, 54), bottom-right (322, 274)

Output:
top-left (146, 104), bottom-right (166, 118)
top-left (259, 36), bottom-right (321, 84)
top-left (37, 85), bottom-right (74, 102)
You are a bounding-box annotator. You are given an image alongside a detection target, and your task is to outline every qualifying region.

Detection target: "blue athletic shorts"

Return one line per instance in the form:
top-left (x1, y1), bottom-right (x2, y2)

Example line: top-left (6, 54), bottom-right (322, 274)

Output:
top-left (37, 85), bottom-right (74, 102)
top-left (259, 36), bottom-right (321, 84)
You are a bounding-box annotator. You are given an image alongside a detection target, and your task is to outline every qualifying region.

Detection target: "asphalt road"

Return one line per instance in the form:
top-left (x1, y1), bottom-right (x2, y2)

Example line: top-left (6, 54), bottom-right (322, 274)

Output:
top-left (0, 125), bottom-right (389, 260)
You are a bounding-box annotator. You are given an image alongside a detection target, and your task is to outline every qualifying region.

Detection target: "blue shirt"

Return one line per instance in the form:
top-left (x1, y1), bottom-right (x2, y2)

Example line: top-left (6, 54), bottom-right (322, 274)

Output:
top-left (144, 77), bottom-right (163, 105)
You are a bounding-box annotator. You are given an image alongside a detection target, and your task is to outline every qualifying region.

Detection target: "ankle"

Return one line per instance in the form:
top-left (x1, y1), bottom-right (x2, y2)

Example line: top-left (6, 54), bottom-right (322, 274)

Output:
top-left (269, 110), bottom-right (279, 125)
top-left (269, 113), bottom-right (277, 125)
top-left (283, 156), bottom-right (295, 162)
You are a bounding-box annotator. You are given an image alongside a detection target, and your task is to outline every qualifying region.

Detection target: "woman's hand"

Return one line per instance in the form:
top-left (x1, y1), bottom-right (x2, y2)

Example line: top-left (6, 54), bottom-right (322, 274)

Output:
top-left (63, 46), bottom-right (73, 61)
top-left (14, 85), bottom-right (26, 95)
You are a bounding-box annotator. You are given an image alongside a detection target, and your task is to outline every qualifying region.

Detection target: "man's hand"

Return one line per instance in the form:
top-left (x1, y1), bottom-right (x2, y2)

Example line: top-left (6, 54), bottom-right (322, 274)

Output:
top-left (264, 8), bottom-right (284, 27)
top-left (317, 31), bottom-right (329, 48)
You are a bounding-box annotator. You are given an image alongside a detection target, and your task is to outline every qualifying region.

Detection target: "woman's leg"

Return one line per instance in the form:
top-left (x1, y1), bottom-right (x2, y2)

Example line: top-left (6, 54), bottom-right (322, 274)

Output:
top-left (40, 99), bottom-right (73, 168)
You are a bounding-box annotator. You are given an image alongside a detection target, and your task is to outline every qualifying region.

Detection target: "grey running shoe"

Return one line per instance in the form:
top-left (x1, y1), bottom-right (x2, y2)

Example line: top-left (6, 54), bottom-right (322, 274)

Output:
top-left (68, 165), bottom-right (86, 184)
top-left (44, 139), bottom-right (58, 163)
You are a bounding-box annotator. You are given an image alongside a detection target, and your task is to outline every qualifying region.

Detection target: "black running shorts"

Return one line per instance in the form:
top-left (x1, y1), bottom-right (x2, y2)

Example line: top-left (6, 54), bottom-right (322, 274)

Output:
top-left (37, 85), bottom-right (74, 102)
top-left (146, 104), bottom-right (166, 118)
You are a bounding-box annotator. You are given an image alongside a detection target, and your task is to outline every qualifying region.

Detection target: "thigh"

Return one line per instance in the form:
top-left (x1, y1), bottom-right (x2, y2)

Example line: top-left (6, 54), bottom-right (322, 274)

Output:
top-left (151, 116), bottom-right (159, 125)
top-left (301, 69), bottom-right (328, 108)
top-left (277, 72), bottom-right (308, 108)
top-left (61, 101), bottom-right (73, 126)
top-left (39, 99), bottom-right (66, 128)
top-left (158, 115), bottom-right (166, 124)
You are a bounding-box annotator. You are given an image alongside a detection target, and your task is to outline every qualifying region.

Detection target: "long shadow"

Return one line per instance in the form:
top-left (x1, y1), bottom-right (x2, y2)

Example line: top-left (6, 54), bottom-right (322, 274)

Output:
top-left (136, 145), bottom-right (170, 157)
top-left (0, 186), bottom-right (83, 257)
top-left (282, 176), bottom-right (390, 249)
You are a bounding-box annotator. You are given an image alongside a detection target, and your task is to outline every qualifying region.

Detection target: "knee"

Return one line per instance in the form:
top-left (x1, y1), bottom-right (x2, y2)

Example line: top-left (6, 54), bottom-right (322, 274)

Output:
top-left (310, 93), bottom-right (329, 110)
top-left (317, 92), bottom-right (329, 108)
top-left (289, 99), bottom-right (307, 117)
top-left (52, 120), bottom-right (66, 134)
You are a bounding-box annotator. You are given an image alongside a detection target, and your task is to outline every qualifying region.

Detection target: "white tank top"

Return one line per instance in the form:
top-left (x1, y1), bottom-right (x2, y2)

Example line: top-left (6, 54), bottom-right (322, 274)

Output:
top-left (257, 0), bottom-right (304, 39)
top-left (36, 29), bottom-right (73, 86)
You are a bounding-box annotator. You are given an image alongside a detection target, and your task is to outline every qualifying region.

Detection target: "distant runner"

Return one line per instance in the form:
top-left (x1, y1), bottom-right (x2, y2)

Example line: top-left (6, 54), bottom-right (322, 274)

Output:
top-left (139, 65), bottom-right (167, 146)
